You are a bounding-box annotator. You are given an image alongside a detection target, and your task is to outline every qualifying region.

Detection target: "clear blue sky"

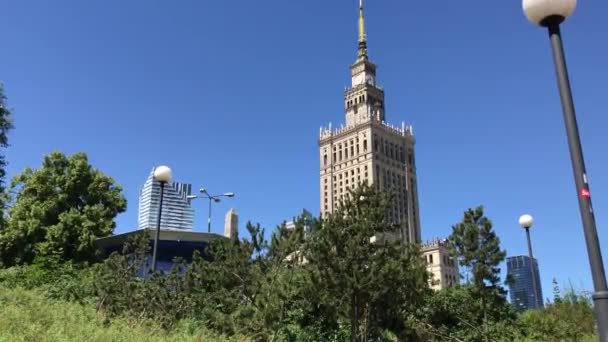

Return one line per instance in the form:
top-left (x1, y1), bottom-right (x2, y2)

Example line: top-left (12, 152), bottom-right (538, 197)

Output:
top-left (2, 0), bottom-right (608, 300)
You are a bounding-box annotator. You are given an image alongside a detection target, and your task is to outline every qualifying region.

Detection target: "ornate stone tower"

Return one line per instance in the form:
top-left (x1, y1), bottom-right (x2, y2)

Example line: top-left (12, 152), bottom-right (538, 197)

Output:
top-left (318, 0), bottom-right (421, 243)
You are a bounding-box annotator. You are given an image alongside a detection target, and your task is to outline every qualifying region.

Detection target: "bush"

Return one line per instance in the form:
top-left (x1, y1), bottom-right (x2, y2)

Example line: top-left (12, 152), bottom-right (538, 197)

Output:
top-left (0, 255), bottom-right (96, 303)
top-left (0, 287), bottom-right (247, 342)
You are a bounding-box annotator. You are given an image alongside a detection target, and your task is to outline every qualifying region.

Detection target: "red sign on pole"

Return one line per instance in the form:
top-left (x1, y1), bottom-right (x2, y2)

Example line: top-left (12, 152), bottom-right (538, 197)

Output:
top-left (581, 189), bottom-right (590, 198)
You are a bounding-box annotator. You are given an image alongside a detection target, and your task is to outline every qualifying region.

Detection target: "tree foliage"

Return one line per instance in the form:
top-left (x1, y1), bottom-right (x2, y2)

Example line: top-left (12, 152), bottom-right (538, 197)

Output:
top-left (448, 206), bottom-right (509, 337)
top-left (305, 184), bottom-right (430, 341)
top-left (0, 83), bottom-right (14, 230)
top-left (518, 286), bottom-right (597, 341)
top-left (0, 151), bottom-right (127, 266)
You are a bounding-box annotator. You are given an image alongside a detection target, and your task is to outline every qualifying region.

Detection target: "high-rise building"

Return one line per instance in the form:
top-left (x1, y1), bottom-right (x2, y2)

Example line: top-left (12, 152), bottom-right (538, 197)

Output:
top-left (285, 209), bottom-right (315, 238)
top-left (224, 208), bottom-right (239, 240)
top-left (138, 168), bottom-right (194, 230)
top-left (507, 255), bottom-right (544, 311)
top-left (318, 0), bottom-right (421, 242)
top-left (422, 238), bottom-right (459, 290)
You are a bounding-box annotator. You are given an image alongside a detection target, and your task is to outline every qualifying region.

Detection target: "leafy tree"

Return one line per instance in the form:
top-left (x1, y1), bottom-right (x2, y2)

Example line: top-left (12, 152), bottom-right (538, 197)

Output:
top-left (305, 184), bottom-right (430, 341)
top-left (0, 83), bottom-right (14, 230)
top-left (448, 206), bottom-right (509, 340)
top-left (0, 152), bottom-right (126, 266)
top-left (416, 285), bottom-right (518, 342)
top-left (517, 286), bottom-right (597, 341)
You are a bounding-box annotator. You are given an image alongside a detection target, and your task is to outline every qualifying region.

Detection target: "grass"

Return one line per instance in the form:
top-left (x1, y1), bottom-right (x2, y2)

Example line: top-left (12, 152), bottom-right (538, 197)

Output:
top-left (0, 287), bottom-right (247, 342)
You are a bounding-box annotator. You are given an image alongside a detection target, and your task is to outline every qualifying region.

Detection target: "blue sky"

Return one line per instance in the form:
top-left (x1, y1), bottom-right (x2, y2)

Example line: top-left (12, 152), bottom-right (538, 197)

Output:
top-left (2, 0), bottom-right (608, 300)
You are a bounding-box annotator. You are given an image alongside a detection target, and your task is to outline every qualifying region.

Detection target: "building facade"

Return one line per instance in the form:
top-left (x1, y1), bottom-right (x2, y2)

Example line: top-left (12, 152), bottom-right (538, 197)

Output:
top-left (318, 0), bottom-right (421, 243)
top-left (422, 239), bottom-right (459, 290)
top-left (507, 255), bottom-right (544, 310)
top-left (138, 168), bottom-right (195, 230)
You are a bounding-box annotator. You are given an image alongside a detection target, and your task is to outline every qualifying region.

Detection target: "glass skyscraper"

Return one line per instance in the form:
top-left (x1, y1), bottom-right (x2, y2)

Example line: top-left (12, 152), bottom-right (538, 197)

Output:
top-left (138, 168), bottom-right (194, 230)
top-left (507, 255), bottom-right (544, 311)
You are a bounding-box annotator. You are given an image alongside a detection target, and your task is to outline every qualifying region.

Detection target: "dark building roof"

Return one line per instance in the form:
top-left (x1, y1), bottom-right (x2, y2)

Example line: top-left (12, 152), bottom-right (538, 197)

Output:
top-left (96, 229), bottom-right (225, 250)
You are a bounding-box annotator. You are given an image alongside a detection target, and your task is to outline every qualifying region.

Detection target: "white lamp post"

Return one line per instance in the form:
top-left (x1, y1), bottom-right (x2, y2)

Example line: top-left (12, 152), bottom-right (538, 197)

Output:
top-left (151, 165), bottom-right (172, 273)
top-left (523, 1), bottom-right (608, 339)
top-left (518, 214), bottom-right (541, 309)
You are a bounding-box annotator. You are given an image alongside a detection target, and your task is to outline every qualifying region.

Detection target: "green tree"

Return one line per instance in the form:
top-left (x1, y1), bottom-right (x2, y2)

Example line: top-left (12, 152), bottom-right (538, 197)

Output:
top-left (448, 206), bottom-right (509, 340)
top-left (0, 152), bottom-right (126, 266)
top-left (416, 285), bottom-right (518, 342)
top-left (0, 83), bottom-right (14, 230)
top-left (305, 184), bottom-right (430, 341)
top-left (517, 286), bottom-right (597, 341)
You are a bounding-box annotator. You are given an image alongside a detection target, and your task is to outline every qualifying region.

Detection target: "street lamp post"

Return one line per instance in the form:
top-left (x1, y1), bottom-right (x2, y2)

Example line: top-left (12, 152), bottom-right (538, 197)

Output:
top-left (522, 0), bottom-right (608, 339)
top-left (518, 214), bottom-right (541, 309)
top-left (151, 165), bottom-right (172, 273)
top-left (188, 188), bottom-right (235, 233)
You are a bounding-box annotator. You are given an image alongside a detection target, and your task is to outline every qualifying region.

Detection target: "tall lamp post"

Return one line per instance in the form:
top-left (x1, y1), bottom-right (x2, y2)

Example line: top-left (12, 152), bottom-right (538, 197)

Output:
top-left (188, 188), bottom-right (235, 233)
top-left (518, 214), bottom-right (541, 309)
top-left (151, 165), bottom-right (172, 273)
top-left (522, 0), bottom-right (608, 339)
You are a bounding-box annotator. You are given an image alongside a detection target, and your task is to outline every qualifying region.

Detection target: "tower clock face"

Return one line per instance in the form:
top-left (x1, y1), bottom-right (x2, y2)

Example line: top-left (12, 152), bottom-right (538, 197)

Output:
top-left (353, 73), bottom-right (364, 85)
top-left (366, 74), bottom-right (374, 84)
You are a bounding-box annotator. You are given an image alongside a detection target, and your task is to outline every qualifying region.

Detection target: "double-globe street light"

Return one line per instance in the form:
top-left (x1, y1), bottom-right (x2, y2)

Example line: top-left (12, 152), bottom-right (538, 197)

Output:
top-left (522, 0), bottom-right (608, 339)
top-left (518, 214), bottom-right (541, 309)
top-left (188, 188), bottom-right (235, 233)
top-left (151, 165), bottom-right (172, 273)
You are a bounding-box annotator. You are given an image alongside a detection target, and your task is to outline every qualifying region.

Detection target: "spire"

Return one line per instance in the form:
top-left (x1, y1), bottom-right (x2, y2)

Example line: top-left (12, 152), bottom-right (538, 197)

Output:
top-left (358, 0), bottom-right (368, 59)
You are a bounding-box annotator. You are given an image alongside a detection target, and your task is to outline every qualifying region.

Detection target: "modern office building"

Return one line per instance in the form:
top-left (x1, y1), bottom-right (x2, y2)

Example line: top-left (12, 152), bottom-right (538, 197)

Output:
top-left (507, 255), bottom-right (544, 310)
top-left (318, 0), bottom-right (421, 243)
top-left (138, 168), bottom-right (195, 230)
top-left (422, 238), bottom-right (459, 290)
top-left (285, 209), bottom-right (315, 239)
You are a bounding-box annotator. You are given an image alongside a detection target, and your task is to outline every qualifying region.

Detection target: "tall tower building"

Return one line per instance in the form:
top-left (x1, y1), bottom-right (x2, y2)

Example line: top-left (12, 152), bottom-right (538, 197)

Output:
top-left (224, 208), bottom-right (239, 240)
top-left (319, 0), bottom-right (421, 242)
top-left (507, 255), bottom-right (544, 311)
top-left (138, 168), bottom-right (195, 230)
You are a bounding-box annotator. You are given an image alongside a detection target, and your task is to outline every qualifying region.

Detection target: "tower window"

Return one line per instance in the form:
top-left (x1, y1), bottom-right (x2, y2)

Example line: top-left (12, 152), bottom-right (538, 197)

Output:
top-left (323, 155), bottom-right (327, 166)
top-left (363, 139), bottom-right (368, 151)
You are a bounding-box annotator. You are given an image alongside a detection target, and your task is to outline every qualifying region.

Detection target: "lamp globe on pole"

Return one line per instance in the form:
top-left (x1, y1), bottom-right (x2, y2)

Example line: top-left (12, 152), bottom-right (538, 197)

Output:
top-left (519, 214), bottom-right (540, 309)
top-left (153, 165), bottom-right (172, 183)
top-left (519, 214), bottom-right (534, 229)
top-left (523, 0), bottom-right (576, 26)
top-left (151, 165), bottom-right (172, 273)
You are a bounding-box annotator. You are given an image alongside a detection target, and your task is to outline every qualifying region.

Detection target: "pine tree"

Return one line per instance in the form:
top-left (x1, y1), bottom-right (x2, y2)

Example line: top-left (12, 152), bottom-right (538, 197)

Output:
top-left (448, 206), bottom-right (508, 339)
top-left (305, 184), bottom-right (430, 341)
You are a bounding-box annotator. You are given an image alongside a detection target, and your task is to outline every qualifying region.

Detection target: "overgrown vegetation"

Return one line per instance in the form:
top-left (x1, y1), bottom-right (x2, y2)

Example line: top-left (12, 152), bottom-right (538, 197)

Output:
top-left (0, 186), bottom-right (599, 341)
top-left (0, 287), bottom-right (245, 342)
top-left (0, 87), bottom-right (599, 340)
